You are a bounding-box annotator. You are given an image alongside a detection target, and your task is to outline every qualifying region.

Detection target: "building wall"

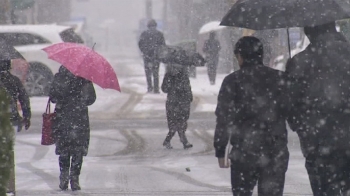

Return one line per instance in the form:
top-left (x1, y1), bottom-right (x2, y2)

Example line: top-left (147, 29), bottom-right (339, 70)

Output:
top-left (35, 0), bottom-right (71, 24)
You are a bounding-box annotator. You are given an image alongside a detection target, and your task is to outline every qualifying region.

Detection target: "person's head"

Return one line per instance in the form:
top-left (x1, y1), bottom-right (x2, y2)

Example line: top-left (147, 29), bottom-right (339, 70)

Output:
top-left (0, 59), bottom-right (11, 72)
top-left (147, 19), bottom-right (157, 30)
top-left (304, 22), bottom-right (337, 42)
top-left (209, 31), bottom-right (216, 39)
top-left (234, 36), bottom-right (263, 67)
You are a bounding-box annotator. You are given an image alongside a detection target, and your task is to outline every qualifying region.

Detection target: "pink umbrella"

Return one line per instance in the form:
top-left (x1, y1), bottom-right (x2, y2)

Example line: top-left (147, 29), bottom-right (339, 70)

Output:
top-left (42, 43), bottom-right (121, 92)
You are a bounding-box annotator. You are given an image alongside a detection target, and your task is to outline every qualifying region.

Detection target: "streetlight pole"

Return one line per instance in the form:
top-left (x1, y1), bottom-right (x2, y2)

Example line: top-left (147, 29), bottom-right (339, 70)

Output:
top-left (146, 0), bottom-right (153, 19)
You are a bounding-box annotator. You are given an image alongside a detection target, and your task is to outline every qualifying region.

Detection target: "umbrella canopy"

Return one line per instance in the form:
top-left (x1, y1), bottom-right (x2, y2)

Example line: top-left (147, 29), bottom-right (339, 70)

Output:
top-left (0, 38), bottom-right (24, 60)
top-left (221, 0), bottom-right (350, 30)
top-left (43, 43), bottom-right (120, 92)
top-left (199, 21), bottom-right (227, 34)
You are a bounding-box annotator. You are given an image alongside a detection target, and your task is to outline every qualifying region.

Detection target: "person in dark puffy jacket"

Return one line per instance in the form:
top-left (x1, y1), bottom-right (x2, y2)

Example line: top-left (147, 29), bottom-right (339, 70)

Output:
top-left (49, 66), bottom-right (96, 191)
top-left (138, 19), bottom-right (166, 93)
top-left (162, 64), bottom-right (193, 149)
top-left (214, 36), bottom-right (289, 196)
top-left (286, 22), bottom-right (350, 196)
top-left (0, 59), bottom-right (31, 131)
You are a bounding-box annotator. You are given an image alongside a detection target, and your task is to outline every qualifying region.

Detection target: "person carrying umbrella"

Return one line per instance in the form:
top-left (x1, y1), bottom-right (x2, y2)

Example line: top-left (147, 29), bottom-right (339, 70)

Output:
top-left (220, 1), bottom-right (350, 195)
top-left (49, 66), bottom-right (96, 191)
top-left (214, 36), bottom-right (289, 196)
top-left (42, 42), bottom-right (120, 191)
top-left (286, 22), bottom-right (350, 196)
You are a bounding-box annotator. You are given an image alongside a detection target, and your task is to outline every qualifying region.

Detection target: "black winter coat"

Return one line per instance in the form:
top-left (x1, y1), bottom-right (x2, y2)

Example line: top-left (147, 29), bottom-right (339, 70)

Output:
top-left (286, 32), bottom-right (350, 156)
top-left (49, 67), bottom-right (96, 156)
top-left (138, 29), bottom-right (166, 61)
top-left (0, 71), bottom-right (31, 122)
top-left (214, 63), bottom-right (288, 167)
top-left (162, 65), bottom-right (193, 120)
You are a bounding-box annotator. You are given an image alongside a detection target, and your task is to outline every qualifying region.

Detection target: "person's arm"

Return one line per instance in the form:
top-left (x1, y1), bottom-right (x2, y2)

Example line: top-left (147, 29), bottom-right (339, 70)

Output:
top-left (138, 32), bottom-right (146, 53)
top-left (81, 81), bottom-right (96, 106)
top-left (15, 77), bottom-right (31, 129)
top-left (214, 77), bottom-right (234, 159)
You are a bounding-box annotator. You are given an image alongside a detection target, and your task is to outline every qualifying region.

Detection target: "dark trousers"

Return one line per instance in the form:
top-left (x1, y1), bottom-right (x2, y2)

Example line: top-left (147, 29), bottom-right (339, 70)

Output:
top-left (144, 58), bottom-right (160, 92)
top-left (207, 56), bottom-right (218, 84)
top-left (305, 153), bottom-right (350, 196)
top-left (164, 102), bottom-right (190, 144)
top-left (59, 154), bottom-right (83, 179)
top-left (231, 165), bottom-right (286, 196)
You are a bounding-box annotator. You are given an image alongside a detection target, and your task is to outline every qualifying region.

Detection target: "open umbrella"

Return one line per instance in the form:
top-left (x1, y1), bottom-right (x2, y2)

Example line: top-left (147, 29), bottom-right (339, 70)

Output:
top-left (42, 43), bottom-right (120, 92)
top-left (0, 38), bottom-right (24, 60)
top-left (220, 0), bottom-right (350, 56)
top-left (199, 21), bottom-right (227, 34)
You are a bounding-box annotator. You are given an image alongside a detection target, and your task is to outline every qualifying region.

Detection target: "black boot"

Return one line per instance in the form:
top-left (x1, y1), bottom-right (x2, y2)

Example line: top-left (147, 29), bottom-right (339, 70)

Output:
top-left (183, 143), bottom-right (193, 149)
top-left (163, 140), bottom-right (173, 149)
top-left (59, 156), bottom-right (70, 191)
top-left (59, 171), bottom-right (69, 190)
top-left (70, 176), bottom-right (81, 191)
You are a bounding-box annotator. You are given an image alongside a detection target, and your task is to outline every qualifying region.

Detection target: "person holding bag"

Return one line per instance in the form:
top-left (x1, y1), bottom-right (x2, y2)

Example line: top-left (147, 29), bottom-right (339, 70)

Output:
top-left (49, 66), bottom-right (96, 191)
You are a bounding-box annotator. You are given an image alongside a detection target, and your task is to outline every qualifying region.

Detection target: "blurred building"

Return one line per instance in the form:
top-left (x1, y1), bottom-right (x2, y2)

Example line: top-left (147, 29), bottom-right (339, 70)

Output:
top-left (35, 0), bottom-right (71, 24)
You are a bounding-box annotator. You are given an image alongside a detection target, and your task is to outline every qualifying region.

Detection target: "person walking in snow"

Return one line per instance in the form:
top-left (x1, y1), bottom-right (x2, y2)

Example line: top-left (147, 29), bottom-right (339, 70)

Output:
top-left (162, 64), bottom-right (193, 149)
top-left (203, 31), bottom-right (221, 85)
top-left (49, 66), bottom-right (96, 191)
top-left (214, 36), bottom-right (289, 196)
top-left (286, 22), bottom-right (350, 195)
top-left (138, 19), bottom-right (166, 93)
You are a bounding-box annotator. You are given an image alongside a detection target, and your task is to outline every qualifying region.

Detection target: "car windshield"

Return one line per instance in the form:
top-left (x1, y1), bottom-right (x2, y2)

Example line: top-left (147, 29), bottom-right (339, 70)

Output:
top-left (59, 28), bottom-right (84, 44)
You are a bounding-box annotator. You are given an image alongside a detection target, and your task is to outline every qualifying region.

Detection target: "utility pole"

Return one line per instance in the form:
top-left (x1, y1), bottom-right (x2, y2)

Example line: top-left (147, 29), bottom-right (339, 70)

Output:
top-left (0, 0), bottom-right (11, 24)
top-left (146, 0), bottom-right (153, 19)
top-left (162, 0), bottom-right (168, 35)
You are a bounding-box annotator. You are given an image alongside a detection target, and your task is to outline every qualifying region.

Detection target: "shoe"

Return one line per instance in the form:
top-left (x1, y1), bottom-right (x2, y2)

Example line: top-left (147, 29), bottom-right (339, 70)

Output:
top-left (70, 176), bottom-right (81, 191)
top-left (59, 182), bottom-right (68, 191)
top-left (163, 141), bottom-right (173, 149)
top-left (147, 87), bottom-right (153, 93)
top-left (154, 89), bottom-right (160, 94)
top-left (183, 143), bottom-right (193, 149)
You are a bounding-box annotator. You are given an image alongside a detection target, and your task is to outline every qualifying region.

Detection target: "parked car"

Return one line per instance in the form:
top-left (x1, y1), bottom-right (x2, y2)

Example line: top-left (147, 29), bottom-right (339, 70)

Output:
top-left (0, 24), bottom-right (84, 96)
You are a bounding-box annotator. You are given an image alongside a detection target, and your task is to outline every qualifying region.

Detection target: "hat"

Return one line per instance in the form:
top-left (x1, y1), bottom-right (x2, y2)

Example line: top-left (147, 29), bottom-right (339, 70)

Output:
top-left (147, 19), bottom-right (157, 28)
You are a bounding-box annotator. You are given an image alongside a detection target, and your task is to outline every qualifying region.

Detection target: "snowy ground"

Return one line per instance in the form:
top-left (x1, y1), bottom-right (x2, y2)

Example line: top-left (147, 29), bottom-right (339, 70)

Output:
top-left (13, 56), bottom-right (313, 195)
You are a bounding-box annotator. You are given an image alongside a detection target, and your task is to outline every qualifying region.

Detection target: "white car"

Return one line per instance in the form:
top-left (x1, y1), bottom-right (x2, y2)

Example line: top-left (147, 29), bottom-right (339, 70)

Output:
top-left (0, 24), bottom-right (84, 96)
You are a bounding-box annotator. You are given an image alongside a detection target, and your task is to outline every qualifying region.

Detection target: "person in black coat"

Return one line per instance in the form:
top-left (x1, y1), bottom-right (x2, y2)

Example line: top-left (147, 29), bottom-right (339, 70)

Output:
top-left (203, 31), bottom-right (221, 85)
top-left (0, 60), bottom-right (31, 131)
top-left (49, 66), bottom-right (96, 191)
top-left (214, 37), bottom-right (289, 196)
top-left (162, 64), bottom-right (193, 149)
top-left (286, 22), bottom-right (350, 196)
top-left (139, 19), bottom-right (166, 93)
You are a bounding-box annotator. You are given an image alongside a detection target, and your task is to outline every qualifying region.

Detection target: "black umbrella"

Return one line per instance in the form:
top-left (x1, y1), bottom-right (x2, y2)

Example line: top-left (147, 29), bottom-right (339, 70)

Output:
top-left (221, 0), bottom-right (350, 56)
top-left (0, 38), bottom-right (24, 60)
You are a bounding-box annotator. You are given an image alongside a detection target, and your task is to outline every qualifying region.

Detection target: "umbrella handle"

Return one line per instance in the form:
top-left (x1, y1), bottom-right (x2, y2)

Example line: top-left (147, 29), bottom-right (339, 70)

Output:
top-left (287, 28), bottom-right (291, 58)
top-left (92, 43), bottom-right (96, 51)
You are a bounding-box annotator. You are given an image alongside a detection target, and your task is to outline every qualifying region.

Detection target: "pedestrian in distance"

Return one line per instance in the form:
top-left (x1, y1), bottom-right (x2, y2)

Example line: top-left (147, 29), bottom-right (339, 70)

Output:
top-left (203, 31), bottom-right (221, 85)
top-left (286, 21), bottom-right (350, 196)
top-left (138, 19), bottom-right (166, 94)
top-left (49, 66), bottom-right (96, 191)
top-left (162, 64), bottom-right (193, 150)
top-left (214, 36), bottom-right (289, 196)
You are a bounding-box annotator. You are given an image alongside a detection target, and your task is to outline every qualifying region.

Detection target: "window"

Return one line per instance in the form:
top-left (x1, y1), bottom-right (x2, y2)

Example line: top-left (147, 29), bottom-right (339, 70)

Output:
top-left (0, 33), bottom-right (50, 46)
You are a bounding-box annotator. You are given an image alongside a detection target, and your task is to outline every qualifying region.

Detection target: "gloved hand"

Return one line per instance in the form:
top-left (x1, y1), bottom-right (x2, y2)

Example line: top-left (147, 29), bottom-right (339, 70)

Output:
top-left (23, 118), bottom-right (31, 130)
